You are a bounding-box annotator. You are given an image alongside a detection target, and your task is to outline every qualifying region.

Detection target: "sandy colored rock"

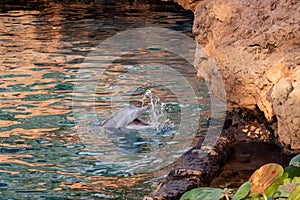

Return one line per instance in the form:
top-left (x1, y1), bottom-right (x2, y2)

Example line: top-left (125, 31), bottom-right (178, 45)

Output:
top-left (175, 0), bottom-right (300, 150)
top-left (271, 81), bottom-right (300, 149)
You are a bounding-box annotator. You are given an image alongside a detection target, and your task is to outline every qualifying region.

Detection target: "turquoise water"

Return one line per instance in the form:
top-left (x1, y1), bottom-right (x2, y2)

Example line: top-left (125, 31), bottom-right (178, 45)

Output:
top-left (0, 1), bottom-right (210, 199)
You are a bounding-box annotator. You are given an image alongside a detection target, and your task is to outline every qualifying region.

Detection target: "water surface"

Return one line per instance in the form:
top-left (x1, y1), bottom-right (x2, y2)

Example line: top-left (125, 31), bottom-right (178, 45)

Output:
top-left (0, 1), bottom-right (210, 199)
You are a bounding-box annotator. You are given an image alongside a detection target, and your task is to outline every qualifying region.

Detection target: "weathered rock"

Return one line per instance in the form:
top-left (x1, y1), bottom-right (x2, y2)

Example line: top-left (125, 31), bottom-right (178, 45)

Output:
top-left (143, 123), bottom-right (236, 200)
top-left (271, 77), bottom-right (300, 149)
top-left (144, 1), bottom-right (299, 199)
top-left (174, 0), bottom-right (300, 150)
top-left (144, 108), bottom-right (275, 199)
top-left (173, 0), bottom-right (202, 11)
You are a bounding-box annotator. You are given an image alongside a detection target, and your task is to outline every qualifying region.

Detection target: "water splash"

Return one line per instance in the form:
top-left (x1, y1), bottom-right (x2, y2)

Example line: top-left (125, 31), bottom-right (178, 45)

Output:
top-left (142, 90), bottom-right (174, 133)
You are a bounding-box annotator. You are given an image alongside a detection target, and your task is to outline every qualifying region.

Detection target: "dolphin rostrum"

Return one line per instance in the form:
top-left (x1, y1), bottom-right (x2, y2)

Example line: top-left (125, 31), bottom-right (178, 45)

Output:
top-left (101, 105), bottom-right (149, 129)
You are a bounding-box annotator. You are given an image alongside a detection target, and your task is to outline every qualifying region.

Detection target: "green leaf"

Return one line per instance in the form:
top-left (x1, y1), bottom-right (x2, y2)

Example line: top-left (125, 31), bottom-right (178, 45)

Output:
top-left (180, 187), bottom-right (225, 200)
top-left (265, 172), bottom-right (288, 197)
top-left (283, 178), bottom-right (292, 185)
top-left (289, 154), bottom-right (300, 167)
top-left (232, 181), bottom-right (252, 200)
top-left (287, 185), bottom-right (300, 200)
top-left (292, 177), bottom-right (300, 184)
top-left (245, 195), bottom-right (262, 200)
top-left (285, 165), bottom-right (300, 178)
top-left (273, 184), bottom-right (299, 198)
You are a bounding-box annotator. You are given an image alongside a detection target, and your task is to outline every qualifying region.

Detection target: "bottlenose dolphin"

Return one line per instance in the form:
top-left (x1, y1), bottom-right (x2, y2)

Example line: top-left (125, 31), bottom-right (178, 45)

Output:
top-left (100, 105), bottom-right (175, 153)
top-left (101, 105), bottom-right (149, 129)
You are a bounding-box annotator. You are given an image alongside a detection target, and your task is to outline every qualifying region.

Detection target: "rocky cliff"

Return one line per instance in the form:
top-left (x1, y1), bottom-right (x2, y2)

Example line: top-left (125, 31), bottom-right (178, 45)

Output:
top-left (175, 0), bottom-right (300, 150)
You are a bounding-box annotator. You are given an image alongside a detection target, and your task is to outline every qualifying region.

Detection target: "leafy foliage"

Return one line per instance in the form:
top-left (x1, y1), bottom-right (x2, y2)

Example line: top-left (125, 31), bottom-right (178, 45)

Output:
top-left (179, 187), bottom-right (225, 200)
top-left (289, 154), bottom-right (300, 167)
top-left (249, 163), bottom-right (284, 197)
top-left (273, 184), bottom-right (299, 198)
top-left (180, 154), bottom-right (300, 200)
top-left (232, 181), bottom-right (251, 200)
top-left (264, 172), bottom-right (288, 197)
top-left (287, 185), bottom-right (300, 200)
top-left (285, 165), bottom-right (300, 178)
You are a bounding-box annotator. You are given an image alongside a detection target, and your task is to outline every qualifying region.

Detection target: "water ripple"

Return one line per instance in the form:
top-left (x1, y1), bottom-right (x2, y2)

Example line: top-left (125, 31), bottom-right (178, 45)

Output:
top-left (0, 1), bottom-right (201, 199)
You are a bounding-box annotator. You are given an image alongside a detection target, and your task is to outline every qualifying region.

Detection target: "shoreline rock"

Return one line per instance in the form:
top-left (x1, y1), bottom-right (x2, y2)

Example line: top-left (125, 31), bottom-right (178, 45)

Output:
top-left (174, 0), bottom-right (300, 151)
top-left (144, 108), bottom-right (287, 200)
top-left (144, 1), bottom-right (299, 198)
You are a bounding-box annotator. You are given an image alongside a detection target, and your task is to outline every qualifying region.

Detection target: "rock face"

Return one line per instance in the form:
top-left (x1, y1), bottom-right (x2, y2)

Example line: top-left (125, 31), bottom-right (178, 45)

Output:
top-left (144, 107), bottom-right (279, 199)
top-left (175, 0), bottom-right (300, 150)
top-left (144, 115), bottom-right (236, 200)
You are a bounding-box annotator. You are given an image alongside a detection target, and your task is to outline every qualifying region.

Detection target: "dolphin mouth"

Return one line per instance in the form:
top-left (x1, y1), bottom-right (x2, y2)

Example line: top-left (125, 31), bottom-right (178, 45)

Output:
top-left (131, 118), bottom-right (149, 126)
top-left (101, 105), bottom-right (149, 129)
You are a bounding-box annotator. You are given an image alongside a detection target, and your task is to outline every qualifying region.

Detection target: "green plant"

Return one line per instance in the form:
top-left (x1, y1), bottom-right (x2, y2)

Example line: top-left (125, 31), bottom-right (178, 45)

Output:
top-left (180, 154), bottom-right (300, 200)
top-left (179, 187), bottom-right (225, 200)
top-left (232, 181), bottom-right (251, 200)
top-left (249, 163), bottom-right (284, 199)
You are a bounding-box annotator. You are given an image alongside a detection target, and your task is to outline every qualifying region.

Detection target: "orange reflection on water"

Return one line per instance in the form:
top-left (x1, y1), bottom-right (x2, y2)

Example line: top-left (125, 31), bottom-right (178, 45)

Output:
top-left (0, 154), bottom-right (47, 167)
top-left (0, 153), bottom-right (76, 170)
top-left (0, 142), bottom-right (30, 148)
top-left (0, 8), bottom-right (75, 133)
top-left (61, 174), bottom-right (147, 193)
top-left (0, 127), bottom-right (59, 138)
top-left (0, 128), bottom-right (81, 147)
top-left (0, 94), bottom-right (71, 119)
top-left (0, 169), bottom-right (20, 174)
top-left (0, 120), bottom-right (21, 127)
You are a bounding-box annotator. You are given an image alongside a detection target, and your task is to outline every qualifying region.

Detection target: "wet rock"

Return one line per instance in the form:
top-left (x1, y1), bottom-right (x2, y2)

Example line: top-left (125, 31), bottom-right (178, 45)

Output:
top-left (144, 108), bottom-right (275, 200)
top-left (143, 129), bottom-right (235, 200)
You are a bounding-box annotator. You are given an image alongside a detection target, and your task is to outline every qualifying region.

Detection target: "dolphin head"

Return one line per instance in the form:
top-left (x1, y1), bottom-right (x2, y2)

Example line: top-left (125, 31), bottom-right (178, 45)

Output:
top-left (101, 105), bottom-right (148, 128)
